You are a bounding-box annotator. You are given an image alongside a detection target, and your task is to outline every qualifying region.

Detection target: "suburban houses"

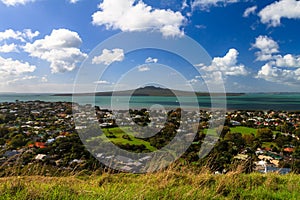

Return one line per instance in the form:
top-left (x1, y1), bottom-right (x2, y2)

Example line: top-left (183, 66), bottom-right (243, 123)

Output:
top-left (0, 100), bottom-right (299, 175)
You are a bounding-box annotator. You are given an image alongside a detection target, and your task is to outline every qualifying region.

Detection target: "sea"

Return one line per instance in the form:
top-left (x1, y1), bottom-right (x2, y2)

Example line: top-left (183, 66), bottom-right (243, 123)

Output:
top-left (0, 93), bottom-right (300, 111)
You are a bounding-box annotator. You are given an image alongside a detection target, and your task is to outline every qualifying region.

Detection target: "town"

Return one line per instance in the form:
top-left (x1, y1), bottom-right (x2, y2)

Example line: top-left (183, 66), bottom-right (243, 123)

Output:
top-left (0, 100), bottom-right (299, 175)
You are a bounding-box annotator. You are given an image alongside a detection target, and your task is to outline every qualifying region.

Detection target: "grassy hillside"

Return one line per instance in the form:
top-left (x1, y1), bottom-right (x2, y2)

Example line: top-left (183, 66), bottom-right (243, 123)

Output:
top-left (0, 171), bottom-right (299, 200)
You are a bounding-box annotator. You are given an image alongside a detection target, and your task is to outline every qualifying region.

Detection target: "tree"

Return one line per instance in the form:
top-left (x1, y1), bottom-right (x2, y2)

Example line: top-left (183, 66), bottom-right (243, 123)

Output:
top-left (224, 132), bottom-right (245, 148)
top-left (242, 134), bottom-right (255, 146)
top-left (217, 126), bottom-right (230, 139)
top-left (9, 134), bottom-right (27, 149)
top-left (256, 128), bottom-right (273, 142)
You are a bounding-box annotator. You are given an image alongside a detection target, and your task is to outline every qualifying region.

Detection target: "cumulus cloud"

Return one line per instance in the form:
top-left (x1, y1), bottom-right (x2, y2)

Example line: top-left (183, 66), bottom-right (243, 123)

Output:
top-left (259, 0), bottom-right (300, 27)
top-left (256, 62), bottom-right (300, 84)
top-left (243, 6), bottom-right (257, 17)
top-left (252, 35), bottom-right (279, 61)
top-left (1, 0), bottom-right (35, 6)
top-left (23, 29), bottom-right (87, 73)
top-left (138, 65), bottom-right (150, 72)
top-left (0, 43), bottom-right (18, 53)
top-left (92, 0), bottom-right (186, 37)
top-left (187, 78), bottom-right (198, 84)
top-left (254, 35), bottom-right (300, 85)
top-left (145, 57), bottom-right (158, 63)
top-left (0, 56), bottom-right (36, 79)
top-left (92, 48), bottom-right (124, 65)
top-left (23, 29), bottom-right (40, 40)
top-left (0, 29), bottom-right (39, 42)
top-left (274, 54), bottom-right (300, 68)
top-left (192, 0), bottom-right (238, 10)
top-left (201, 48), bottom-right (248, 76)
top-left (201, 71), bottom-right (224, 86)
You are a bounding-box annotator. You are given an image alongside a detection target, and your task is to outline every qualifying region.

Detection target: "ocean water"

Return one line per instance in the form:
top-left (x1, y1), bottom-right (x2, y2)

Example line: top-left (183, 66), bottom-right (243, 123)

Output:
top-left (0, 93), bottom-right (300, 111)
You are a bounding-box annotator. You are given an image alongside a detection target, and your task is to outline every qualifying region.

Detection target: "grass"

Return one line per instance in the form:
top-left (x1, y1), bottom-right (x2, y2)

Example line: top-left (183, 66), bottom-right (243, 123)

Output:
top-left (205, 126), bottom-right (284, 137)
top-left (230, 126), bottom-right (257, 135)
top-left (101, 127), bottom-right (157, 151)
top-left (262, 142), bottom-right (279, 149)
top-left (0, 171), bottom-right (299, 200)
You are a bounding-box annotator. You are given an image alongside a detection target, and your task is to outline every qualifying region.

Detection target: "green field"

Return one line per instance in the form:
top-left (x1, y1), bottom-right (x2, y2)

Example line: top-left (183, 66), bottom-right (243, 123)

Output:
top-left (230, 126), bottom-right (257, 135)
top-left (101, 127), bottom-right (157, 151)
top-left (205, 126), bottom-right (283, 137)
top-left (0, 172), bottom-right (299, 200)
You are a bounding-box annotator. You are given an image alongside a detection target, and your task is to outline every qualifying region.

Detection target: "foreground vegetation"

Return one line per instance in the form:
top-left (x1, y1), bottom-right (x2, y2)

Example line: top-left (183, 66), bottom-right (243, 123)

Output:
top-left (0, 170), bottom-right (299, 200)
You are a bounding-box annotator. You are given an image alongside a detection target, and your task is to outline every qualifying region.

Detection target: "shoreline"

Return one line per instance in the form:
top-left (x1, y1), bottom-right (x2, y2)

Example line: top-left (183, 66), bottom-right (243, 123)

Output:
top-left (0, 100), bottom-right (300, 112)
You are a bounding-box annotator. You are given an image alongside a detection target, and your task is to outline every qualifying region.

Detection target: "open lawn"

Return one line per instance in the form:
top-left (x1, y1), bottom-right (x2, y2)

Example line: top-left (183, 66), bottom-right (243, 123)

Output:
top-left (230, 126), bottom-right (257, 135)
top-left (102, 127), bottom-right (157, 151)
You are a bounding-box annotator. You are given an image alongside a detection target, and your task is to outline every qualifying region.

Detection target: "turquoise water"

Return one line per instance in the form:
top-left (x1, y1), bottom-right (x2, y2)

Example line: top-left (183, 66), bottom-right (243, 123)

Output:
top-left (0, 93), bottom-right (300, 110)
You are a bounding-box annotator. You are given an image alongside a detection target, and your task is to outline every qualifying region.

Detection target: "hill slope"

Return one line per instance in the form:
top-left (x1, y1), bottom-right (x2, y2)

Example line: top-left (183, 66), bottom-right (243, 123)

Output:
top-left (1, 172), bottom-right (299, 199)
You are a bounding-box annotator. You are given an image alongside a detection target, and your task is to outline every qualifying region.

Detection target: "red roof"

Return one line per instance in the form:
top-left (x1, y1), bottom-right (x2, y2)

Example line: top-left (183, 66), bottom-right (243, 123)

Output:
top-left (264, 147), bottom-right (272, 151)
top-left (284, 147), bottom-right (294, 153)
top-left (34, 142), bottom-right (47, 149)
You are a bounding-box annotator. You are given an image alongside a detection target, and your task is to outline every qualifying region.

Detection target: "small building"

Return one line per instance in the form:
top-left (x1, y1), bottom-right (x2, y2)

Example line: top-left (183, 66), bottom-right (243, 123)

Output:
top-left (35, 154), bottom-right (47, 161)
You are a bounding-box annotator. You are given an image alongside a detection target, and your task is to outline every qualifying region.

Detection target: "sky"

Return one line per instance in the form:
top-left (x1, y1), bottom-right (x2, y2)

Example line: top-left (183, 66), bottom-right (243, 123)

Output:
top-left (0, 0), bottom-right (300, 93)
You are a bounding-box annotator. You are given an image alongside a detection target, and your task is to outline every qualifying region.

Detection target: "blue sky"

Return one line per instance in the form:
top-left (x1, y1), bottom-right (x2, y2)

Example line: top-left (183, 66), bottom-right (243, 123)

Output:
top-left (0, 0), bottom-right (300, 93)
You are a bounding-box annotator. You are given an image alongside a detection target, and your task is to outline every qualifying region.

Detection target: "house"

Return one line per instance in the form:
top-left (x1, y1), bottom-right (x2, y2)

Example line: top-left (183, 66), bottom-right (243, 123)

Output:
top-left (234, 154), bottom-right (249, 161)
top-left (35, 154), bottom-right (47, 161)
top-left (34, 142), bottom-right (47, 149)
top-left (3, 150), bottom-right (19, 158)
top-left (230, 120), bottom-right (241, 126)
top-left (283, 147), bottom-right (294, 153)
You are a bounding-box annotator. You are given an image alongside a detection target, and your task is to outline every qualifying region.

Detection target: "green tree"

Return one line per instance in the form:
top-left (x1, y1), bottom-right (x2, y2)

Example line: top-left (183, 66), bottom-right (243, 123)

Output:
top-left (256, 128), bottom-right (273, 142)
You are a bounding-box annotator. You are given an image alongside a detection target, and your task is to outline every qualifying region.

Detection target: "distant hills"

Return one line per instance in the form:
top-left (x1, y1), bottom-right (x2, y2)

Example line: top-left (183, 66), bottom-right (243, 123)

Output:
top-left (54, 86), bottom-right (244, 97)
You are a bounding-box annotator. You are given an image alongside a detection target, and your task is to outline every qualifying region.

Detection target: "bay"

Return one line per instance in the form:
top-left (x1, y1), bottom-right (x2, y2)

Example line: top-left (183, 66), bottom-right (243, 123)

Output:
top-left (0, 93), bottom-right (300, 111)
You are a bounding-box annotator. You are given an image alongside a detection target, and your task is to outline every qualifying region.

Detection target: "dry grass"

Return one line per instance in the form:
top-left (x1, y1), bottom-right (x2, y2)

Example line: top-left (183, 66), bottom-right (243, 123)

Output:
top-left (0, 167), bottom-right (299, 200)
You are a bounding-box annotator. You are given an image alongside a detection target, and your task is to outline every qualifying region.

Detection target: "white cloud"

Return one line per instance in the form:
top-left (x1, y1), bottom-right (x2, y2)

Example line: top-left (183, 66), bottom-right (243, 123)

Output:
top-left (92, 0), bottom-right (186, 37)
top-left (94, 80), bottom-right (111, 84)
top-left (195, 24), bottom-right (206, 29)
top-left (256, 62), bottom-right (300, 84)
top-left (23, 29), bottom-right (40, 40)
top-left (145, 57), bottom-right (158, 63)
top-left (41, 76), bottom-right (48, 83)
top-left (192, 0), bottom-right (238, 10)
top-left (274, 54), bottom-right (300, 68)
top-left (0, 56), bottom-right (36, 78)
top-left (92, 48), bottom-right (124, 65)
top-left (181, 0), bottom-right (189, 10)
top-left (0, 43), bottom-right (18, 53)
top-left (138, 65), bottom-right (150, 72)
top-left (24, 29), bottom-right (87, 73)
top-left (201, 48), bottom-right (248, 76)
top-left (252, 35), bottom-right (279, 61)
top-left (0, 29), bottom-right (39, 42)
top-left (7, 75), bottom-right (37, 85)
top-left (254, 36), bottom-right (300, 85)
top-left (69, 0), bottom-right (79, 4)
top-left (187, 78), bottom-right (198, 84)
top-left (243, 6), bottom-right (257, 17)
top-left (1, 0), bottom-right (35, 6)
top-left (259, 0), bottom-right (300, 27)
top-left (201, 71), bottom-right (224, 86)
